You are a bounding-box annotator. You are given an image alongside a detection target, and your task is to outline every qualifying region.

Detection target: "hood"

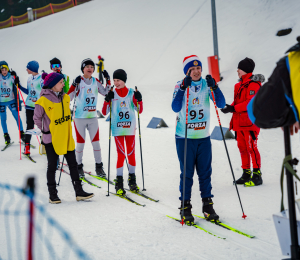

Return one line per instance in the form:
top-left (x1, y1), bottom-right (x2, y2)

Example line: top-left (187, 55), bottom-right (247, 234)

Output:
top-left (40, 88), bottom-right (65, 103)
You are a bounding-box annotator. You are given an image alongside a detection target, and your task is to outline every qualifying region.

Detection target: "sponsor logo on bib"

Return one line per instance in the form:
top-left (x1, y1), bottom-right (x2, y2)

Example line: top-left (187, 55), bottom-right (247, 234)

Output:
top-left (192, 97), bottom-right (199, 105)
top-left (117, 121), bottom-right (131, 128)
top-left (83, 106), bottom-right (96, 112)
top-left (120, 101), bottom-right (126, 107)
top-left (87, 88), bottom-right (92, 94)
top-left (187, 121), bottom-right (207, 130)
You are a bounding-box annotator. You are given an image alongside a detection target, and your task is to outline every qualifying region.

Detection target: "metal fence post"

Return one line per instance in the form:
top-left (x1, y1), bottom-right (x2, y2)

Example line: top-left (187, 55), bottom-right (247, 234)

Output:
top-left (27, 8), bottom-right (33, 22)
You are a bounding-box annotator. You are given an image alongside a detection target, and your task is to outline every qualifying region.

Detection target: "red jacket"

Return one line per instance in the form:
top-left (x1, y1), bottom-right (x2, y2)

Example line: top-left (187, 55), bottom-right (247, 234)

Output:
top-left (229, 73), bottom-right (261, 132)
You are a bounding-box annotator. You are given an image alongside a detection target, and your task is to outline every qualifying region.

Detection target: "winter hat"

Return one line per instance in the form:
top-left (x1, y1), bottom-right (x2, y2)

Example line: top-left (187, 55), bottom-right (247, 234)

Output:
top-left (238, 57), bottom-right (255, 74)
top-left (50, 57), bottom-right (62, 69)
top-left (98, 55), bottom-right (102, 60)
top-left (81, 58), bottom-right (95, 73)
top-left (27, 61), bottom-right (39, 73)
top-left (43, 72), bottom-right (64, 89)
top-left (183, 55), bottom-right (202, 75)
top-left (113, 69), bottom-right (127, 83)
top-left (0, 61), bottom-right (9, 71)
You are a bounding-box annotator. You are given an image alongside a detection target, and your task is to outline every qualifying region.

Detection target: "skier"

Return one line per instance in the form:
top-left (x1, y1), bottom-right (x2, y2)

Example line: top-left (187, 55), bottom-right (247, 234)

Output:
top-left (0, 61), bottom-right (24, 146)
top-left (221, 58), bottom-right (263, 187)
top-left (50, 57), bottom-right (70, 93)
top-left (67, 58), bottom-right (111, 178)
top-left (247, 36), bottom-right (300, 133)
top-left (102, 69), bottom-right (143, 195)
top-left (33, 72), bottom-right (94, 203)
top-left (172, 55), bottom-right (225, 224)
top-left (18, 61), bottom-right (44, 157)
top-left (96, 55), bottom-right (104, 84)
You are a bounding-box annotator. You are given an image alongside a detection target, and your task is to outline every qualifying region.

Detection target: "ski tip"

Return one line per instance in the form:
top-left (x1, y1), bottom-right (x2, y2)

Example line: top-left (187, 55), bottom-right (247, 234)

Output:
top-left (242, 214), bottom-right (247, 219)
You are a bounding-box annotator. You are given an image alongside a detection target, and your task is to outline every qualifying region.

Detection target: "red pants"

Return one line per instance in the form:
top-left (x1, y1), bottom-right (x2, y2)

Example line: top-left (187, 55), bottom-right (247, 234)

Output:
top-left (115, 135), bottom-right (136, 175)
top-left (236, 130), bottom-right (261, 169)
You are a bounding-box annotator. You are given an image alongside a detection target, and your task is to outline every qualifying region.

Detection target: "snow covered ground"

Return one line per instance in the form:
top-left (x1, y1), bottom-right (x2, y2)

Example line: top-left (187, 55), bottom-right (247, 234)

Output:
top-left (1, 0), bottom-right (300, 259)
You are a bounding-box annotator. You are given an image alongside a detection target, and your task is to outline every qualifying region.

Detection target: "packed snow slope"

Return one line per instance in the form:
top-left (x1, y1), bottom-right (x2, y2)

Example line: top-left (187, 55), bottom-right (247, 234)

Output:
top-left (1, 0), bottom-right (300, 259)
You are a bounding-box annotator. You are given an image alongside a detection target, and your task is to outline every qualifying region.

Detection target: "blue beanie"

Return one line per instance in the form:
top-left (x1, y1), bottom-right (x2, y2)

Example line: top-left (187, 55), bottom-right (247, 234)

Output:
top-left (183, 55), bottom-right (202, 75)
top-left (27, 61), bottom-right (39, 73)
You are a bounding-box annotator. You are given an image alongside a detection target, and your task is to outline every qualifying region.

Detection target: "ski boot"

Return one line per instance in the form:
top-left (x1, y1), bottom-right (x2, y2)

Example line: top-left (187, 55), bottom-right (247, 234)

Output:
top-left (48, 185), bottom-right (61, 204)
top-left (202, 197), bottom-right (219, 221)
top-left (73, 180), bottom-right (94, 201)
top-left (179, 200), bottom-right (194, 225)
top-left (244, 169), bottom-right (263, 187)
top-left (95, 162), bottom-right (106, 178)
top-left (115, 176), bottom-right (126, 196)
top-left (234, 169), bottom-right (251, 185)
top-left (77, 163), bottom-right (84, 179)
top-left (20, 130), bottom-right (25, 143)
top-left (24, 143), bottom-right (30, 155)
top-left (4, 133), bottom-right (10, 145)
top-left (128, 173), bottom-right (139, 192)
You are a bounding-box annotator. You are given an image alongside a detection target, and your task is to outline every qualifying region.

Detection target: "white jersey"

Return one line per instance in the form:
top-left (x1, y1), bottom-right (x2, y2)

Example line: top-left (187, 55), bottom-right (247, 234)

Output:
top-left (26, 74), bottom-right (43, 108)
top-left (174, 78), bottom-right (211, 139)
top-left (111, 88), bottom-right (136, 136)
top-left (75, 77), bottom-right (98, 119)
top-left (0, 73), bottom-right (14, 103)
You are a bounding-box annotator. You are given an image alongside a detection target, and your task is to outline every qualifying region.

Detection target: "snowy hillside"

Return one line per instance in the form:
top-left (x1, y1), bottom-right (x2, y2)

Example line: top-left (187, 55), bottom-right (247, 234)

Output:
top-left (1, 0), bottom-right (300, 259)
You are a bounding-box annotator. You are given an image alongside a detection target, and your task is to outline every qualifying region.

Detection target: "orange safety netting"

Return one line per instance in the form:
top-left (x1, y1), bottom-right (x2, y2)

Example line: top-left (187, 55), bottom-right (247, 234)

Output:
top-left (0, 0), bottom-right (90, 29)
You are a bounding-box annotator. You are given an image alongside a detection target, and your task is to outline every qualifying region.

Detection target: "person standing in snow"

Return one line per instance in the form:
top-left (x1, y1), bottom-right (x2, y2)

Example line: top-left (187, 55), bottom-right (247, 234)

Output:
top-left (50, 57), bottom-right (70, 94)
top-left (172, 55), bottom-right (226, 224)
top-left (33, 72), bottom-right (94, 203)
top-left (18, 61), bottom-right (44, 157)
top-left (221, 58), bottom-right (264, 187)
top-left (96, 55), bottom-right (105, 84)
top-left (0, 61), bottom-right (25, 146)
top-left (102, 69), bottom-right (143, 195)
top-left (67, 58), bottom-right (111, 178)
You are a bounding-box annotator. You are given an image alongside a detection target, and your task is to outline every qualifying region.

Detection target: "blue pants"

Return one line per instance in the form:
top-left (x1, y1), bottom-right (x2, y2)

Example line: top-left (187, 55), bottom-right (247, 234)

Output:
top-left (0, 102), bottom-right (23, 134)
top-left (176, 136), bottom-right (213, 201)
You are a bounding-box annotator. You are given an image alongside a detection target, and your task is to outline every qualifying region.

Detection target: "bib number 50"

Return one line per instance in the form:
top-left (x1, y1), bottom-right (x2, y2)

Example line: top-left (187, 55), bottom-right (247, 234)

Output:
top-left (190, 109), bottom-right (204, 120)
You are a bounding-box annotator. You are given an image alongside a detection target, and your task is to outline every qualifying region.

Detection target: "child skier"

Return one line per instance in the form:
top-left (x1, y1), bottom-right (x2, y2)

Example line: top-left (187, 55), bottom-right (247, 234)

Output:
top-left (50, 57), bottom-right (70, 93)
top-left (33, 72), bottom-right (94, 203)
top-left (0, 61), bottom-right (25, 146)
top-left (67, 58), bottom-right (111, 178)
top-left (221, 57), bottom-right (263, 187)
top-left (102, 69), bottom-right (143, 195)
top-left (172, 55), bottom-right (225, 224)
top-left (18, 61), bottom-right (44, 157)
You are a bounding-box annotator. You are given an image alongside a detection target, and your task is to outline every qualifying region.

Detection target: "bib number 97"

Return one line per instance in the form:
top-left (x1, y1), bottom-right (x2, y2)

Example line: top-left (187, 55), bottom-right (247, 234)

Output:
top-left (189, 109), bottom-right (204, 120)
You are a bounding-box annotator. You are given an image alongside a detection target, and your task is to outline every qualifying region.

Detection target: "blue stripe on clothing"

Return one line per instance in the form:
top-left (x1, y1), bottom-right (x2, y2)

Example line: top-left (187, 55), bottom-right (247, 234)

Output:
top-left (246, 96), bottom-right (256, 124)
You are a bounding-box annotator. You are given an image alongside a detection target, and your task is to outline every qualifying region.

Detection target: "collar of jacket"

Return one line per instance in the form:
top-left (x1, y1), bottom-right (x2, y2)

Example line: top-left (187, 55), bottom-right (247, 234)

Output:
top-left (239, 73), bottom-right (253, 83)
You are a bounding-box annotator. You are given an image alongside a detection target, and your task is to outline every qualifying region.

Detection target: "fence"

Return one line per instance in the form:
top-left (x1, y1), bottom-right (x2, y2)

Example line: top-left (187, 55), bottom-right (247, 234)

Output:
top-left (0, 0), bottom-right (91, 30)
top-left (0, 177), bottom-right (92, 260)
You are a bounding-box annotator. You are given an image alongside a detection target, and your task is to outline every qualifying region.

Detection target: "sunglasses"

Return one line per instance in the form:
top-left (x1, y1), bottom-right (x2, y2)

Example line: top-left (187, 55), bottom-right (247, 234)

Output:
top-left (51, 64), bottom-right (61, 69)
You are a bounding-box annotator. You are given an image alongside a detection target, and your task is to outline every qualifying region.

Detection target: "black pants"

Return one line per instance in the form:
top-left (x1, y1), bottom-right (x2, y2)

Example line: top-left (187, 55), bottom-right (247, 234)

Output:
top-left (45, 143), bottom-right (80, 186)
top-left (25, 109), bottom-right (35, 144)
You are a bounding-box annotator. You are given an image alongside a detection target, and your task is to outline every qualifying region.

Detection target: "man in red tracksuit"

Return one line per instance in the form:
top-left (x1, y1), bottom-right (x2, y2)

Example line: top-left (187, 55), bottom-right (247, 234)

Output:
top-left (221, 57), bottom-right (263, 186)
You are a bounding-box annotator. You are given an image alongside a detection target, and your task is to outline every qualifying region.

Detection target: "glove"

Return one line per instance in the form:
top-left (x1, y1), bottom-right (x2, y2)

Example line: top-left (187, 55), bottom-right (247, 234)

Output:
top-left (14, 76), bottom-right (20, 85)
top-left (10, 70), bottom-right (17, 77)
top-left (74, 76), bottom-right (81, 84)
top-left (180, 76), bottom-right (192, 90)
top-left (221, 104), bottom-right (235, 114)
top-left (206, 75), bottom-right (218, 90)
top-left (134, 90), bottom-right (142, 102)
top-left (102, 70), bottom-right (110, 80)
top-left (105, 90), bottom-right (114, 102)
top-left (42, 72), bottom-right (48, 80)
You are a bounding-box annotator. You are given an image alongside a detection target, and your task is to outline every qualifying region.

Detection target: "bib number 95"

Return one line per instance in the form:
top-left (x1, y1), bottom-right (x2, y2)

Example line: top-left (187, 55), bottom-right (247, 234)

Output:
top-left (189, 109), bottom-right (204, 120)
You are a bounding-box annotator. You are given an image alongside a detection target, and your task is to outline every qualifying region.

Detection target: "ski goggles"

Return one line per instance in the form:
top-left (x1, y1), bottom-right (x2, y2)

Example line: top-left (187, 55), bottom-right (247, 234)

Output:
top-left (51, 64), bottom-right (61, 69)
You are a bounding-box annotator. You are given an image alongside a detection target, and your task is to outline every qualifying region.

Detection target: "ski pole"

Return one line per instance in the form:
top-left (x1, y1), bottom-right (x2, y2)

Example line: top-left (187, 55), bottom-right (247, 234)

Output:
top-left (18, 90), bottom-right (40, 146)
top-left (209, 87), bottom-right (247, 219)
top-left (180, 71), bottom-right (191, 226)
top-left (106, 86), bottom-right (114, 197)
top-left (16, 83), bottom-right (22, 160)
top-left (135, 86), bottom-right (146, 191)
top-left (57, 156), bottom-right (64, 186)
